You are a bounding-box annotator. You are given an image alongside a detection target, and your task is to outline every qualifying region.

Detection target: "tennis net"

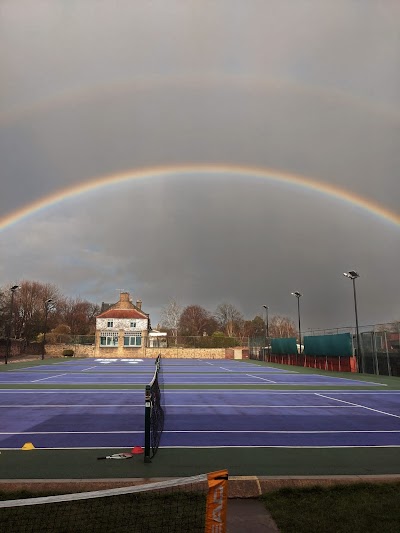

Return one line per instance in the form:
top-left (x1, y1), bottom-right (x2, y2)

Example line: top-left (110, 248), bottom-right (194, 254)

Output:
top-left (0, 471), bottom-right (228, 532)
top-left (144, 354), bottom-right (164, 462)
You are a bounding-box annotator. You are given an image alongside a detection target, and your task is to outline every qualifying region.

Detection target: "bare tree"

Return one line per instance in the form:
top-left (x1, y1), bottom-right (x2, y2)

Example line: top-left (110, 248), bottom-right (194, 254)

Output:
top-left (214, 303), bottom-right (243, 337)
top-left (243, 316), bottom-right (265, 338)
top-left (160, 300), bottom-right (182, 344)
top-left (12, 281), bottom-right (61, 342)
top-left (269, 315), bottom-right (297, 339)
top-left (59, 297), bottom-right (100, 335)
top-left (179, 305), bottom-right (211, 336)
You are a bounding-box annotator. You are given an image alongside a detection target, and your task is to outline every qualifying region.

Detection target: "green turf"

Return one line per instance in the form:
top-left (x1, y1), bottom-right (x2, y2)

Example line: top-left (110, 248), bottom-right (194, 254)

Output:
top-left (1, 447), bottom-right (400, 479)
top-left (263, 482), bottom-right (400, 533)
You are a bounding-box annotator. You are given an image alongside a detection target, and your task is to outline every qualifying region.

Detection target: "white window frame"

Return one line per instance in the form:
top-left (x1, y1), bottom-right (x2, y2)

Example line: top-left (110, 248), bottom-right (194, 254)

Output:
top-left (124, 332), bottom-right (142, 347)
top-left (100, 331), bottom-right (118, 347)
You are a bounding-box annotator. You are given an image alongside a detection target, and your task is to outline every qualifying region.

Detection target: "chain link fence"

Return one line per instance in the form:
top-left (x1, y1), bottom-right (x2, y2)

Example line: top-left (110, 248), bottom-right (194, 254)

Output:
top-left (249, 323), bottom-right (400, 377)
top-left (46, 334), bottom-right (247, 349)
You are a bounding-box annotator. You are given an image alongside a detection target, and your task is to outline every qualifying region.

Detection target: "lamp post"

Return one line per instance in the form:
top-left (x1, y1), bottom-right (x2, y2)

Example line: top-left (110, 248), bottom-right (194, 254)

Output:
top-left (5, 285), bottom-right (19, 364)
top-left (291, 291), bottom-right (302, 355)
top-left (262, 305), bottom-right (269, 362)
top-left (343, 271), bottom-right (362, 373)
top-left (42, 298), bottom-right (54, 360)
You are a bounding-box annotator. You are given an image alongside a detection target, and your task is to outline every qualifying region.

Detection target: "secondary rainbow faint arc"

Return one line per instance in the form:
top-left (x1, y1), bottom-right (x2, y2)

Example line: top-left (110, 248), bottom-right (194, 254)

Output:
top-left (0, 164), bottom-right (399, 231)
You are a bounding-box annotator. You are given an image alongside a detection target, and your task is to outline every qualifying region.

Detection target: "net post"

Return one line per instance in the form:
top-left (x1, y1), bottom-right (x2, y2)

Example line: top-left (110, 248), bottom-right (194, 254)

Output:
top-left (205, 470), bottom-right (229, 533)
top-left (144, 384), bottom-right (152, 463)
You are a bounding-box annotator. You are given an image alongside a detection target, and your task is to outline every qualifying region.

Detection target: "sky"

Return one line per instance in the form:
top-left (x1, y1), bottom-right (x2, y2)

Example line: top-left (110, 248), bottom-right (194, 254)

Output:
top-left (0, 1), bottom-right (399, 331)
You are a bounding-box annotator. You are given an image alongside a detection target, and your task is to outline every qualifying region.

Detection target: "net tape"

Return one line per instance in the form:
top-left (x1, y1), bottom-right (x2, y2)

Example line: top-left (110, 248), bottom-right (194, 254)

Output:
top-left (0, 474), bottom-right (208, 509)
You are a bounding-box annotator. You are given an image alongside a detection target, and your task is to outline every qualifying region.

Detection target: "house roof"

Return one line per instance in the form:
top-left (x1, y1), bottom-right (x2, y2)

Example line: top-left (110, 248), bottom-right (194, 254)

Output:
top-left (97, 309), bottom-right (148, 319)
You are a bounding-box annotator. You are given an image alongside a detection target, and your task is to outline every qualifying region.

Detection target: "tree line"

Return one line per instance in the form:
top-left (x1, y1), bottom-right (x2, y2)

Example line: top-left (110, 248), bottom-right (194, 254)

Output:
top-left (0, 280), bottom-right (99, 343)
top-left (0, 280), bottom-right (300, 345)
top-left (159, 300), bottom-right (298, 340)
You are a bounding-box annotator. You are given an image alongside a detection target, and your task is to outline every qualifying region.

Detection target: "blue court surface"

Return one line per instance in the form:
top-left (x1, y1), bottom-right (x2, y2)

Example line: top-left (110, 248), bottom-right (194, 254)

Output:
top-left (1, 358), bottom-right (399, 450)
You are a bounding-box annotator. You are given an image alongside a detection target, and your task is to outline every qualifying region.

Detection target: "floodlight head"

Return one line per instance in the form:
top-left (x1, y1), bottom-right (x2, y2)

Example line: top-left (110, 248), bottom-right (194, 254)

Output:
top-left (291, 291), bottom-right (302, 298)
top-left (262, 305), bottom-right (268, 309)
top-left (343, 270), bottom-right (359, 280)
top-left (45, 298), bottom-right (54, 304)
top-left (10, 285), bottom-right (19, 291)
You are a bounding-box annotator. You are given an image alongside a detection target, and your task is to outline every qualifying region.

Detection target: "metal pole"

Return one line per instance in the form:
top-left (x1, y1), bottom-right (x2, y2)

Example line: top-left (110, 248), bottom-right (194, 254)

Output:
top-left (297, 296), bottom-right (301, 355)
top-left (5, 286), bottom-right (18, 364)
top-left (266, 307), bottom-right (270, 361)
top-left (352, 277), bottom-right (362, 373)
top-left (42, 305), bottom-right (48, 360)
top-left (262, 305), bottom-right (269, 362)
top-left (5, 292), bottom-right (13, 365)
top-left (41, 298), bottom-right (54, 361)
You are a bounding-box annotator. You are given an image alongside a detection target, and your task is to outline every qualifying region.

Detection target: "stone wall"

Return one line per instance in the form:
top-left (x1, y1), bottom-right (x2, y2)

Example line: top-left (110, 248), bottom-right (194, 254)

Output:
top-left (45, 345), bottom-right (227, 359)
top-left (144, 347), bottom-right (226, 359)
top-left (45, 344), bottom-right (96, 357)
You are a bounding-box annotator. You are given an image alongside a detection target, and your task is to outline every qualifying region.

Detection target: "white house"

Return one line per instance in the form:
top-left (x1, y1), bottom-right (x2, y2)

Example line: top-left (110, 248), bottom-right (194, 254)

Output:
top-left (95, 292), bottom-right (166, 355)
top-left (95, 292), bottom-right (149, 352)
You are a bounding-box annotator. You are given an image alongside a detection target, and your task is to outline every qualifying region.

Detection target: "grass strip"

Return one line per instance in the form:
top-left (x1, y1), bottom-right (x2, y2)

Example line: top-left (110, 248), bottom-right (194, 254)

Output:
top-left (263, 481), bottom-right (400, 533)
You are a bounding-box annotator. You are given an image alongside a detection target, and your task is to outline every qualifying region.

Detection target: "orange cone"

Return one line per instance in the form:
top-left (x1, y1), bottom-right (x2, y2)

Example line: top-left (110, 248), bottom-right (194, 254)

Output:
top-left (131, 446), bottom-right (144, 454)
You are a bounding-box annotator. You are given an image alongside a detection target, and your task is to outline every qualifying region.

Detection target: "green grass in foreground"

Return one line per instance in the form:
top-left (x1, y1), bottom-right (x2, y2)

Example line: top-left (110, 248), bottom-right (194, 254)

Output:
top-left (263, 482), bottom-right (400, 533)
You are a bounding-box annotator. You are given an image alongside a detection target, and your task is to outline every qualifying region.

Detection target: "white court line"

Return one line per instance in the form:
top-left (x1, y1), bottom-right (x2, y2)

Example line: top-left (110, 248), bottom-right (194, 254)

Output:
top-left (204, 362), bottom-right (214, 366)
top-left (219, 367), bottom-right (233, 372)
top-left (245, 374), bottom-right (276, 383)
top-left (0, 404), bottom-right (144, 408)
top-left (310, 374), bottom-right (386, 387)
top-left (315, 393), bottom-right (400, 419)
top-left (0, 404), bottom-right (357, 409)
top-left (31, 373), bottom-right (68, 383)
top-left (81, 366), bottom-right (98, 371)
top-left (1, 430), bottom-right (400, 435)
top-left (0, 383), bottom-right (394, 396)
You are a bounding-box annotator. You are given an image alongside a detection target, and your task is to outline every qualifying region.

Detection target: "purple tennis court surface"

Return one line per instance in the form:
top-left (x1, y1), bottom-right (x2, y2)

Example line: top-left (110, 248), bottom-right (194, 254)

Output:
top-left (1, 358), bottom-right (398, 449)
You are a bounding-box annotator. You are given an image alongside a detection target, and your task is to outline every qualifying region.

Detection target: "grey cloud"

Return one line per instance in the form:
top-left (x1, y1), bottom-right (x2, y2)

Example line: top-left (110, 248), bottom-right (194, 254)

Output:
top-left (0, 1), bottom-right (399, 330)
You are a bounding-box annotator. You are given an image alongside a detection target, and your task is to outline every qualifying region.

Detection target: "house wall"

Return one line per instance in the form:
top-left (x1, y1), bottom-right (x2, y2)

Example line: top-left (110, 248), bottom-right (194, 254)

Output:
top-left (96, 318), bottom-right (148, 330)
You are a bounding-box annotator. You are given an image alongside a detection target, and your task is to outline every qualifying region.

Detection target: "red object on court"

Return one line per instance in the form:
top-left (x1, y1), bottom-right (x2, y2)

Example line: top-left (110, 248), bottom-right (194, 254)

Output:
top-left (131, 446), bottom-right (144, 454)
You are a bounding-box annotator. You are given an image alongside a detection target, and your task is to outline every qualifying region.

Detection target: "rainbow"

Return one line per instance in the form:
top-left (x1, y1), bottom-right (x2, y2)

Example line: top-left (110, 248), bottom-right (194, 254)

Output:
top-left (2, 76), bottom-right (399, 127)
top-left (0, 164), bottom-right (399, 231)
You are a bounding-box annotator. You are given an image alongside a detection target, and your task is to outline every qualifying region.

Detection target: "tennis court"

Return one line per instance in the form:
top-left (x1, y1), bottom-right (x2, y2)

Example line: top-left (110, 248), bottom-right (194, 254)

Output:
top-left (1, 357), bottom-right (400, 451)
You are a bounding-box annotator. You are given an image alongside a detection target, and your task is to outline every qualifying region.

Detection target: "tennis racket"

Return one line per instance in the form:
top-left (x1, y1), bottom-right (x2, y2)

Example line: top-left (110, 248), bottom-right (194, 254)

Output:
top-left (97, 453), bottom-right (133, 460)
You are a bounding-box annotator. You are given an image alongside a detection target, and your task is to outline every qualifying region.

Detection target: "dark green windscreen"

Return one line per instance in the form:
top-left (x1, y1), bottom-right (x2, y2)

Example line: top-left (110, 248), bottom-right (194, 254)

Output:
top-left (304, 332), bottom-right (353, 357)
top-left (271, 338), bottom-right (298, 355)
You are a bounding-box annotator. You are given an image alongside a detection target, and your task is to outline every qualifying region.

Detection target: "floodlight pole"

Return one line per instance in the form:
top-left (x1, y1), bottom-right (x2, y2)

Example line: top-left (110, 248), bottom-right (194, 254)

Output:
top-left (42, 298), bottom-right (54, 360)
top-left (5, 285), bottom-right (19, 365)
top-left (344, 271), bottom-right (362, 373)
top-left (291, 292), bottom-right (302, 355)
top-left (262, 305), bottom-right (269, 361)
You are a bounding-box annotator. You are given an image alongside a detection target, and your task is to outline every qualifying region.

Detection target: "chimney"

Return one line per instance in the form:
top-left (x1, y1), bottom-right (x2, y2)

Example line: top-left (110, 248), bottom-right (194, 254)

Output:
top-left (114, 292), bottom-right (134, 309)
top-left (136, 299), bottom-right (142, 310)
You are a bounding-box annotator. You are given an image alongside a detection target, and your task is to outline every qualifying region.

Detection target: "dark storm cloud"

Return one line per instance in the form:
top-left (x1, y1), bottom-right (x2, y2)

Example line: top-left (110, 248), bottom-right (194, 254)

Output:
top-left (0, 1), bottom-right (399, 328)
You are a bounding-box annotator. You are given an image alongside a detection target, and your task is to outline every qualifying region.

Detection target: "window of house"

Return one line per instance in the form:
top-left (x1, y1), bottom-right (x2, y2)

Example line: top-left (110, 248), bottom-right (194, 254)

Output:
top-left (130, 321), bottom-right (136, 328)
top-left (100, 331), bottom-right (118, 346)
top-left (107, 320), bottom-right (114, 328)
top-left (124, 332), bottom-right (142, 346)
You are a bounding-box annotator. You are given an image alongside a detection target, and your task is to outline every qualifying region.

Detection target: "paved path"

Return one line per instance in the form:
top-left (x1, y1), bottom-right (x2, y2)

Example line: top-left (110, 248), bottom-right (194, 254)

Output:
top-left (227, 499), bottom-right (279, 532)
